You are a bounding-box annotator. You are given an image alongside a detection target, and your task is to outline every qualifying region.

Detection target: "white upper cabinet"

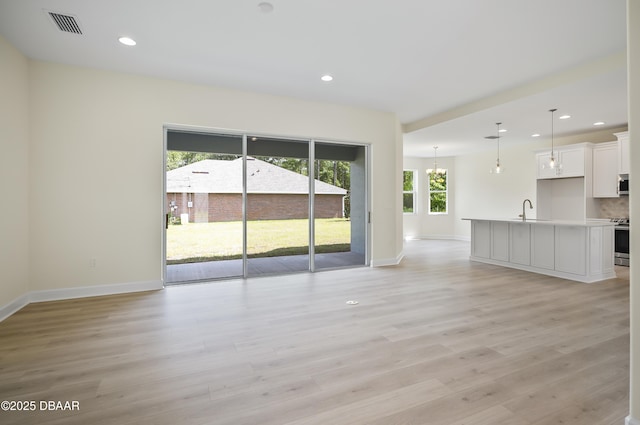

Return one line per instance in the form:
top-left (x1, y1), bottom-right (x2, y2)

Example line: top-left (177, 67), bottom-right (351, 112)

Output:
top-left (592, 142), bottom-right (619, 198)
top-left (536, 152), bottom-right (557, 179)
top-left (536, 146), bottom-right (587, 179)
top-left (557, 148), bottom-right (586, 177)
top-left (616, 131), bottom-right (630, 175)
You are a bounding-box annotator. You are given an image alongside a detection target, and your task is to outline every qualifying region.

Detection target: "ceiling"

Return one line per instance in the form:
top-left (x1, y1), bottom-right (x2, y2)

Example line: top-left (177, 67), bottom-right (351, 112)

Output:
top-left (0, 0), bottom-right (628, 157)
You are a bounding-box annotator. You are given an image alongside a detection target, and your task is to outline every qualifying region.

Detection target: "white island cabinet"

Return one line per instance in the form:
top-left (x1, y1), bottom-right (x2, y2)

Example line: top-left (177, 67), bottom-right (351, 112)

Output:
top-left (464, 218), bottom-right (615, 283)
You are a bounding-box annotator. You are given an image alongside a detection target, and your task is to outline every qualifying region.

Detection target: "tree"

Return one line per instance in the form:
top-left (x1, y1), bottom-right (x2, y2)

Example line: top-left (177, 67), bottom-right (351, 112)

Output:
top-left (166, 151), bottom-right (239, 171)
top-left (429, 171), bottom-right (447, 213)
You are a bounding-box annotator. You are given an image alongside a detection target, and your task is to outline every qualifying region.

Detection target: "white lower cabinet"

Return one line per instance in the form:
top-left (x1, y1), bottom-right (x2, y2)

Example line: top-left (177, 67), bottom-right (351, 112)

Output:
top-left (491, 222), bottom-right (510, 261)
top-left (509, 222), bottom-right (530, 265)
top-left (554, 226), bottom-right (587, 275)
top-left (530, 224), bottom-right (555, 270)
top-left (471, 220), bottom-right (491, 259)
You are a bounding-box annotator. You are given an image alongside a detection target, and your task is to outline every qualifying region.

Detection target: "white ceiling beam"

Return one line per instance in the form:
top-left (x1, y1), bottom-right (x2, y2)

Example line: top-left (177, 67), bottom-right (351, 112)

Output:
top-left (403, 50), bottom-right (626, 134)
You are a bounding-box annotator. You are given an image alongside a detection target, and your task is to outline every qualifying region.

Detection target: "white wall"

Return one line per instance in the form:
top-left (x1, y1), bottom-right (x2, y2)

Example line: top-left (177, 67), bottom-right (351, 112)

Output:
top-left (25, 60), bottom-right (402, 293)
top-left (0, 36), bottom-right (29, 315)
top-left (453, 129), bottom-right (627, 239)
top-left (402, 156), bottom-right (457, 239)
top-left (453, 143), bottom-right (538, 238)
top-left (403, 127), bottom-right (628, 241)
top-left (394, 120), bottom-right (405, 263)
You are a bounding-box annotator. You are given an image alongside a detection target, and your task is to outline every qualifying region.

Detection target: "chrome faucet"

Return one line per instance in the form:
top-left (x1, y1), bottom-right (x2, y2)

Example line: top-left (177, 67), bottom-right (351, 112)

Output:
top-left (519, 199), bottom-right (533, 221)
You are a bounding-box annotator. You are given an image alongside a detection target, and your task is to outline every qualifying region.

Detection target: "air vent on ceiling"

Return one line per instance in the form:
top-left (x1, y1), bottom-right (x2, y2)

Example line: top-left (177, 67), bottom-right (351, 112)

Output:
top-left (48, 11), bottom-right (83, 35)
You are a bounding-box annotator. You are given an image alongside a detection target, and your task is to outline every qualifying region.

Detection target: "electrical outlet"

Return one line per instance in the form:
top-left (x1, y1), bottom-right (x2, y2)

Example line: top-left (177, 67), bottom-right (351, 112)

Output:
top-left (89, 258), bottom-right (97, 268)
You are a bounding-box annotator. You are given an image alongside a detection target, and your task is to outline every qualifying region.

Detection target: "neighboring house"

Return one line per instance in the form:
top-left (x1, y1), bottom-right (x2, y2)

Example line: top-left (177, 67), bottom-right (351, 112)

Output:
top-left (166, 158), bottom-right (347, 222)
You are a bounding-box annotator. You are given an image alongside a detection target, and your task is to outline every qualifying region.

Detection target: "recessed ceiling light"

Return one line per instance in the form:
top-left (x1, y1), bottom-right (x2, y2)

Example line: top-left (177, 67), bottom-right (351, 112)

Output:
top-left (531, 133), bottom-right (541, 138)
top-left (593, 121), bottom-right (605, 126)
top-left (498, 129), bottom-right (507, 133)
top-left (321, 75), bottom-right (333, 82)
top-left (118, 36), bottom-right (136, 46)
top-left (258, 2), bottom-right (274, 13)
top-left (559, 114), bottom-right (571, 120)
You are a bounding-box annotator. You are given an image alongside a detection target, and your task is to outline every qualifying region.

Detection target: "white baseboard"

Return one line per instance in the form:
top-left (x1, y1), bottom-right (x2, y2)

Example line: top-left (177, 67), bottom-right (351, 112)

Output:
top-left (29, 280), bottom-right (163, 303)
top-left (422, 234), bottom-right (459, 241)
top-left (371, 251), bottom-right (404, 267)
top-left (404, 235), bottom-right (471, 242)
top-left (0, 280), bottom-right (163, 322)
top-left (627, 415), bottom-right (640, 425)
top-left (0, 292), bottom-right (30, 322)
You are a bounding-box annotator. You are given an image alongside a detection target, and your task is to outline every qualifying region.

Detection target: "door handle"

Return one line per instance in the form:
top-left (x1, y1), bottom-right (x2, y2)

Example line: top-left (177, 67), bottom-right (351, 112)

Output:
top-left (165, 213), bottom-right (169, 230)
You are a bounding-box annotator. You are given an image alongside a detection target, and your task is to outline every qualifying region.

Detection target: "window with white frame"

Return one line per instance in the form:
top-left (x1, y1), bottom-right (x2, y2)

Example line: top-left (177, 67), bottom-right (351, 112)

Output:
top-left (403, 170), bottom-right (416, 213)
top-left (428, 169), bottom-right (448, 214)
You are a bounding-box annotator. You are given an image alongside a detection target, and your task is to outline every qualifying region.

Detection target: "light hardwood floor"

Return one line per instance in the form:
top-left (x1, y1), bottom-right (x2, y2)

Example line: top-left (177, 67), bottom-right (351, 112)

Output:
top-left (0, 240), bottom-right (629, 425)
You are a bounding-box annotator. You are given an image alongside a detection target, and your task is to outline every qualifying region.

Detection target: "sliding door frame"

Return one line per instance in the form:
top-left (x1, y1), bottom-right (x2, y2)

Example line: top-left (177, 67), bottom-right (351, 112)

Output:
top-left (309, 140), bottom-right (316, 272)
top-left (162, 124), bottom-right (370, 285)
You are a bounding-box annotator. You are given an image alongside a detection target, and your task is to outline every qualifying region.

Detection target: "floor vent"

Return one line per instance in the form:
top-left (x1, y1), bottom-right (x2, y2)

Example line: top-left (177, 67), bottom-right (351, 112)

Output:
top-left (48, 12), bottom-right (83, 34)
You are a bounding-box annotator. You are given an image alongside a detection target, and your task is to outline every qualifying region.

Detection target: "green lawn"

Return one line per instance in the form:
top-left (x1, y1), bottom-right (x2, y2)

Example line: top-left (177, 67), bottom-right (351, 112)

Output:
top-left (167, 218), bottom-right (351, 264)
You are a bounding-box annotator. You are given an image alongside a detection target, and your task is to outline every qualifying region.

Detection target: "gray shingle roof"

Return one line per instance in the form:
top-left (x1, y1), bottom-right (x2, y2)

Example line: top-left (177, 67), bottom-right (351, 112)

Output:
top-left (166, 158), bottom-right (347, 195)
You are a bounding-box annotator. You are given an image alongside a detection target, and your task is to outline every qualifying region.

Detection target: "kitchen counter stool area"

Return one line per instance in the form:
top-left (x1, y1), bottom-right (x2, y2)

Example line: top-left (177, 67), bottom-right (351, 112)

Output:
top-left (463, 218), bottom-right (616, 283)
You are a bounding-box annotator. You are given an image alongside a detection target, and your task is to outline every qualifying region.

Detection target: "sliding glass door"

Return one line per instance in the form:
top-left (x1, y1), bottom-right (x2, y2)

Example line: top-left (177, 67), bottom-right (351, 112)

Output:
top-left (246, 136), bottom-right (310, 277)
top-left (164, 128), bottom-right (369, 283)
top-left (165, 132), bottom-right (244, 283)
top-left (312, 141), bottom-right (367, 271)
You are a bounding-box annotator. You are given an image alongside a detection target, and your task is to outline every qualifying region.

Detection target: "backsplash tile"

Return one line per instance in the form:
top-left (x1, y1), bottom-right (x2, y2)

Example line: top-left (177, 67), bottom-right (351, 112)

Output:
top-left (599, 197), bottom-right (630, 218)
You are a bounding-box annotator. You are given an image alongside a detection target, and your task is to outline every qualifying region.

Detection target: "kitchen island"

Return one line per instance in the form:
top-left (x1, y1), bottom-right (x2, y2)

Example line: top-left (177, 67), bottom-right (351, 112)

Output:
top-left (462, 218), bottom-right (616, 283)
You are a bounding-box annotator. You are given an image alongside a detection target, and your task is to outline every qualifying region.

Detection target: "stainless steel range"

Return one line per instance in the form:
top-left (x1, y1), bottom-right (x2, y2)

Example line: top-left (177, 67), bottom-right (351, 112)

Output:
top-left (611, 217), bottom-right (629, 266)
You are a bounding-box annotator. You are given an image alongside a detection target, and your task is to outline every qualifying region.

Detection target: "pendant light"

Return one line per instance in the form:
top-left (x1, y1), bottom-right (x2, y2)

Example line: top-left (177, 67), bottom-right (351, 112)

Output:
top-left (549, 108), bottom-right (557, 168)
top-left (426, 146), bottom-right (444, 176)
top-left (490, 122), bottom-right (503, 174)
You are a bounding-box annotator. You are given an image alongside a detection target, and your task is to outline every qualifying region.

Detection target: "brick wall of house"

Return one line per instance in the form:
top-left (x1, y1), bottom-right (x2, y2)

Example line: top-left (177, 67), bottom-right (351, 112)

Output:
top-left (209, 193), bottom-right (243, 221)
top-left (313, 195), bottom-right (344, 219)
top-left (246, 194), bottom-right (309, 220)
top-left (167, 193), bottom-right (344, 222)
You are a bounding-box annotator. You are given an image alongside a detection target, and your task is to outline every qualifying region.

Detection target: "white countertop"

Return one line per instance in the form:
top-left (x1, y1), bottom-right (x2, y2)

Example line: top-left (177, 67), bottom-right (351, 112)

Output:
top-left (461, 218), bottom-right (615, 227)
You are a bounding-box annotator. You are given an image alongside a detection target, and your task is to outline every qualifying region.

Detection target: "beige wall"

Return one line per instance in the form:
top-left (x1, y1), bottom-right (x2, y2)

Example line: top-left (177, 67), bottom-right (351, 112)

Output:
top-left (24, 59), bottom-right (401, 292)
top-left (628, 0), bottom-right (639, 421)
top-left (0, 36), bottom-right (29, 311)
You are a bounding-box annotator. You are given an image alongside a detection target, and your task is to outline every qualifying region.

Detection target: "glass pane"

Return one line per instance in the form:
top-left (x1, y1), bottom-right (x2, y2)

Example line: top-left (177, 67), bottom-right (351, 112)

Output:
top-left (314, 142), bottom-right (366, 270)
top-left (429, 171), bottom-right (447, 190)
top-left (430, 192), bottom-right (447, 213)
top-left (247, 137), bottom-right (310, 277)
top-left (403, 170), bottom-right (414, 191)
top-left (165, 133), bottom-right (244, 283)
top-left (403, 193), bottom-right (414, 213)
